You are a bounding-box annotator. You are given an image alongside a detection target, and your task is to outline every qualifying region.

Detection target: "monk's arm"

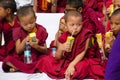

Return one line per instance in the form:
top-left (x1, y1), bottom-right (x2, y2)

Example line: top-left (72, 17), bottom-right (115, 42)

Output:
top-left (55, 42), bottom-right (65, 60)
top-left (70, 38), bottom-right (90, 66)
top-left (33, 0), bottom-right (37, 12)
top-left (15, 39), bottom-right (26, 54)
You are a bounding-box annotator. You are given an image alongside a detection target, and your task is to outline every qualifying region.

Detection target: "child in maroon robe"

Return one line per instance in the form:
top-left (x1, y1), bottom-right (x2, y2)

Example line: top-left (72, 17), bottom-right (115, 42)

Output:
top-left (0, 0), bottom-right (20, 61)
top-left (105, 8), bottom-right (120, 80)
top-left (2, 6), bottom-right (48, 73)
top-left (36, 11), bottom-right (105, 80)
top-left (50, 17), bottom-right (67, 48)
top-left (104, 0), bottom-right (120, 56)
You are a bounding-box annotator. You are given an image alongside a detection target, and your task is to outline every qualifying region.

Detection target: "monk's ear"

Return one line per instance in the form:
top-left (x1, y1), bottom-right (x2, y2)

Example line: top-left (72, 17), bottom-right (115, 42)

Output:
top-left (35, 16), bottom-right (37, 21)
top-left (6, 8), bottom-right (11, 14)
top-left (77, 7), bottom-right (82, 13)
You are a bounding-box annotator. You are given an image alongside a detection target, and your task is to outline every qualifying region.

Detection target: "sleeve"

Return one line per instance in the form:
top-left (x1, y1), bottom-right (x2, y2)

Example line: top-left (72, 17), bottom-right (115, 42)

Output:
top-left (12, 27), bottom-right (21, 41)
top-left (88, 8), bottom-right (105, 34)
top-left (58, 32), bottom-right (68, 43)
top-left (37, 26), bottom-right (48, 46)
top-left (40, 28), bottom-right (48, 44)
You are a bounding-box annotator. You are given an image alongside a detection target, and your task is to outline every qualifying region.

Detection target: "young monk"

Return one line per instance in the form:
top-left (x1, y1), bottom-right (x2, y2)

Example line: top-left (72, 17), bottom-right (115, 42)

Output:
top-left (2, 6), bottom-right (48, 73)
top-left (0, 0), bottom-right (20, 61)
top-left (36, 10), bottom-right (105, 80)
top-left (65, 0), bottom-right (106, 78)
top-left (105, 8), bottom-right (120, 80)
top-left (104, 0), bottom-right (120, 56)
top-left (50, 17), bottom-right (67, 48)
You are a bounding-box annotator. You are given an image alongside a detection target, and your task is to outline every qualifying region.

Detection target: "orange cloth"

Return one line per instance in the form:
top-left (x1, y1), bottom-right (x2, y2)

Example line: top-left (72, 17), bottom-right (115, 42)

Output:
top-left (41, 0), bottom-right (49, 11)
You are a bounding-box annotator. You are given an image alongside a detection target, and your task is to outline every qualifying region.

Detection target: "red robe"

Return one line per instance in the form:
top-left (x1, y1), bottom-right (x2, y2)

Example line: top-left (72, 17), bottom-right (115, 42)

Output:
top-left (83, 6), bottom-right (105, 34)
top-left (37, 0), bottom-right (52, 13)
top-left (2, 24), bottom-right (48, 73)
top-left (0, 17), bottom-right (20, 61)
top-left (82, 7), bottom-right (106, 79)
top-left (84, 0), bottom-right (98, 10)
top-left (57, 0), bottom-right (66, 13)
top-left (36, 25), bottom-right (105, 79)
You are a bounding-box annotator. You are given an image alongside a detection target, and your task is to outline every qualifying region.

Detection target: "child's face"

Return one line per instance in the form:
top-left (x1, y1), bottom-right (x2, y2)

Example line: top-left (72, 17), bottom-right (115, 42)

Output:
top-left (19, 14), bottom-right (36, 33)
top-left (110, 15), bottom-right (120, 36)
top-left (113, 0), bottom-right (120, 10)
top-left (59, 19), bottom-right (67, 32)
top-left (66, 16), bottom-right (82, 36)
top-left (0, 7), bottom-right (9, 20)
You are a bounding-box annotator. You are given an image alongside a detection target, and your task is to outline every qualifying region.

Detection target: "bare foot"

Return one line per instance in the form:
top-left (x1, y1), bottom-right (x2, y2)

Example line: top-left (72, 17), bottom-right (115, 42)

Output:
top-left (9, 68), bottom-right (16, 72)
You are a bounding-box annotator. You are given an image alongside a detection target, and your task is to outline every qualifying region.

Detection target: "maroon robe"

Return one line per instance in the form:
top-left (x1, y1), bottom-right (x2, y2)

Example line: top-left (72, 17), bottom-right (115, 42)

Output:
top-left (57, 0), bottom-right (66, 13)
top-left (83, 0), bottom-right (105, 34)
top-left (2, 24), bottom-right (48, 73)
top-left (84, 0), bottom-right (98, 10)
top-left (0, 17), bottom-right (20, 61)
top-left (36, 24), bottom-right (105, 79)
top-left (82, 6), bottom-right (105, 34)
top-left (37, 0), bottom-right (52, 13)
top-left (82, 7), bottom-right (106, 79)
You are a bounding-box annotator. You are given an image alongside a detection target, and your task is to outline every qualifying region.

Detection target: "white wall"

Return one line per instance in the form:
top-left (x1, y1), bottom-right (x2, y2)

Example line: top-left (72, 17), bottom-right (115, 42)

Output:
top-left (36, 13), bottom-right (64, 47)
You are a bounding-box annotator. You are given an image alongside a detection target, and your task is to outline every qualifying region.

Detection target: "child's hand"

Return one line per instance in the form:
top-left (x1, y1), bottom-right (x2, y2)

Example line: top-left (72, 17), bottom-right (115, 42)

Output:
top-left (23, 36), bottom-right (31, 43)
top-left (105, 35), bottom-right (115, 54)
top-left (29, 38), bottom-right (39, 48)
top-left (55, 31), bottom-right (62, 41)
top-left (60, 43), bottom-right (71, 52)
top-left (105, 46), bottom-right (111, 53)
top-left (103, 4), bottom-right (107, 15)
top-left (65, 64), bottom-right (75, 80)
top-left (105, 35), bottom-right (115, 47)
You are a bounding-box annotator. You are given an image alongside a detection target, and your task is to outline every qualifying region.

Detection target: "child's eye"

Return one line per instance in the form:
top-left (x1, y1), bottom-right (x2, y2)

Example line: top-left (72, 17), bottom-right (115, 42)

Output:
top-left (30, 22), bottom-right (34, 24)
top-left (69, 24), bottom-right (74, 26)
top-left (77, 24), bottom-right (82, 27)
top-left (71, 24), bottom-right (74, 26)
top-left (115, 23), bottom-right (120, 25)
top-left (30, 20), bottom-right (35, 24)
top-left (23, 24), bottom-right (27, 26)
top-left (118, 5), bottom-right (120, 8)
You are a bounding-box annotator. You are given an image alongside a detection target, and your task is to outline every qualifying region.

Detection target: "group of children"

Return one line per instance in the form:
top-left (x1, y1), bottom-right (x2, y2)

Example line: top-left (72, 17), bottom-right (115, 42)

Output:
top-left (14, 0), bottom-right (66, 13)
top-left (0, 0), bottom-right (120, 80)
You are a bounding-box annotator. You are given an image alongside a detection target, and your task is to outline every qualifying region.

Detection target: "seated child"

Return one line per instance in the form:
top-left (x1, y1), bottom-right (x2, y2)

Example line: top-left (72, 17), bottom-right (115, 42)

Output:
top-left (0, 0), bottom-right (20, 61)
top-left (36, 10), bottom-right (105, 80)
top-left (2, 6), bottom-right (48, 73)
top-left (104, 0), bottom-right (120, 56)
top-left (50, 17), bottom-right (67, 48)
top-left (105, 8), bottom-right (120, 80)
